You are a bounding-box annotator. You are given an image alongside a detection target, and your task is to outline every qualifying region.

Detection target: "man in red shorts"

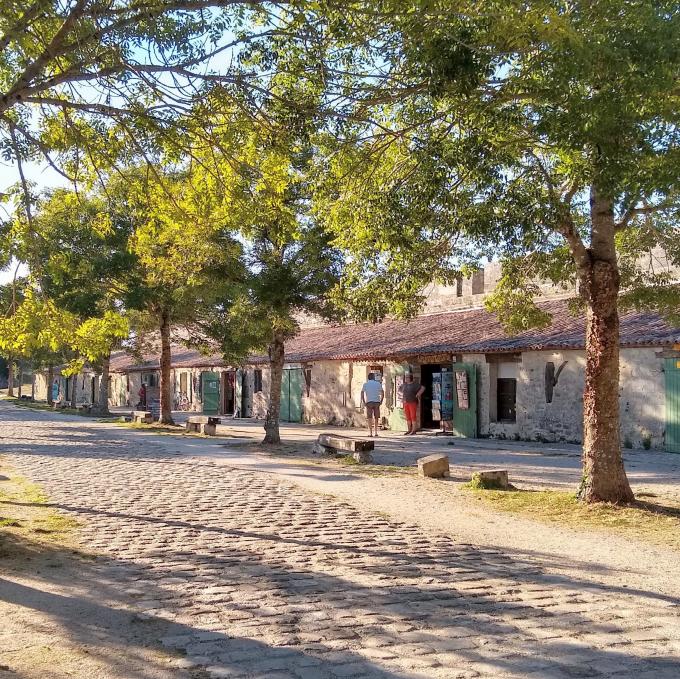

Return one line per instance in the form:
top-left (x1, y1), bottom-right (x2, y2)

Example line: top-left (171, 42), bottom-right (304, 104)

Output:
top-left (402, 372), bottom-right (425, 435)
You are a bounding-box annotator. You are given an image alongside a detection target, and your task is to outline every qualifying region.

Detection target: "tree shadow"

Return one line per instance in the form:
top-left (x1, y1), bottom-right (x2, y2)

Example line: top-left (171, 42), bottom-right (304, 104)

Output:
top-left (3, 403), bottom-right (680, 678)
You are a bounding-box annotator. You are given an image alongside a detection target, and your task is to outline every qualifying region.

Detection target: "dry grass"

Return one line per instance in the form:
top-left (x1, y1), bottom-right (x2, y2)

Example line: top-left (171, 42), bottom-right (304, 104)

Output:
top-left (113, 421), bottom-right (186, 434)
top-left (0, 394), bottom-right (106, 419)
top-left (466, 487), bottom-right (680, 550)
top-left (0, 458), bottom-right (79, 562)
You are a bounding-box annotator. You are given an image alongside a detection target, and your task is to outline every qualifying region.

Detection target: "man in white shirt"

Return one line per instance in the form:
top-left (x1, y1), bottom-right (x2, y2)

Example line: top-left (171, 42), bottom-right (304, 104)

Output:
top-left (361, 373), bottom-right (384, 437)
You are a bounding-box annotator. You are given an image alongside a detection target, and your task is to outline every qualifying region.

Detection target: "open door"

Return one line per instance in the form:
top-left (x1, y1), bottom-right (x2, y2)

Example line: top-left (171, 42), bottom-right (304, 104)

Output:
top-left (452, 363), bottom-right (478, 438)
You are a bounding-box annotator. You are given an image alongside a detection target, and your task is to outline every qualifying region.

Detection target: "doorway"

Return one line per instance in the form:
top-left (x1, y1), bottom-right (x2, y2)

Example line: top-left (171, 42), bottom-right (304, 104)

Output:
top-left (420, 364), bottom-right (442, 429)
top-left (221, 371), bottom-right (236, 415)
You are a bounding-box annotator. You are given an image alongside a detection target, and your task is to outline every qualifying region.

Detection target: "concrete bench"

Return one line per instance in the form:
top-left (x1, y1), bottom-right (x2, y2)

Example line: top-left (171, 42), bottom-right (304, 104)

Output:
top-left (132, 410), bottom-right (153, 424)
top-left (186, 415), bottom-right (221, 435)
top-left (315, 434), bottom-right (374, 463)
top-left (417, 453), bottom-right (450, 478)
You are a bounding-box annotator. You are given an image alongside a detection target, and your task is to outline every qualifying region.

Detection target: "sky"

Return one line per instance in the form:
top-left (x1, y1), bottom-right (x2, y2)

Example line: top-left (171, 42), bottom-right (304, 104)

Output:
top-left (0, 159), bottom-right (69, 284)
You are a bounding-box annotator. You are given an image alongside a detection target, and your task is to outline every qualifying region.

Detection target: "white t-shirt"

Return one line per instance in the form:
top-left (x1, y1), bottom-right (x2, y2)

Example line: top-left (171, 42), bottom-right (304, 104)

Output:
top-left (362, 380), bottom-right (383, 403)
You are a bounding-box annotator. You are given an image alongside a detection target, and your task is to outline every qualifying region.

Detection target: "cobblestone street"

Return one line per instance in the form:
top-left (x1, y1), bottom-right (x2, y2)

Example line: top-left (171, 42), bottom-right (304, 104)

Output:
top-left (1, 404), bottom-right (679, 679)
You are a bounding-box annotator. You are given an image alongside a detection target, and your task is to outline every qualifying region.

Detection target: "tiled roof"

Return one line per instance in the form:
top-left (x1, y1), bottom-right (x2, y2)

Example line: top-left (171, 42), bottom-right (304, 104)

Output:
top-left (109, 299), bottom-right (680, 372)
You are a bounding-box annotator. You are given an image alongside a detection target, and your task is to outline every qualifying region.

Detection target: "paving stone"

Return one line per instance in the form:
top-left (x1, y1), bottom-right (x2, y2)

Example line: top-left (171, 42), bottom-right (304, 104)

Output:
top-left (3, 407), bottom-right (679, 679)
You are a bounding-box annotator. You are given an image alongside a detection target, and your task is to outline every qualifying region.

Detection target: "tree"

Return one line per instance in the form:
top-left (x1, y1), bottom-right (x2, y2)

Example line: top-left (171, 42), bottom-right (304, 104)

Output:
top-left (23, 186), bottom-right (138, 413)
top-left (0, 274), bottom-right (27, 396)
top-left (0, 287), bottom-right (79, 396)
top-left (126, 168), bottom-right (243, 424)
top-left (0, 1), bottom-right (311, 189)
top-left (317, 1), bottom-right (680, 503)
top-left (191, 95), bottom-right (343, 443)
top-left (66, 311), bottom-right (129, 411)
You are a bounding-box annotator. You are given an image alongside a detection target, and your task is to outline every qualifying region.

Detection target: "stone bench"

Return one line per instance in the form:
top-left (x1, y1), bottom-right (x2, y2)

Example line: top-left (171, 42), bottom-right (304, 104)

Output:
top-left (186, 415), bottom-right (221, 435)
top-left (132, 410), bottom-right (153, 424)
top-left (314, 434), bottom-right (374, 463)
top-left (417, 453), bottom-right (450, 478)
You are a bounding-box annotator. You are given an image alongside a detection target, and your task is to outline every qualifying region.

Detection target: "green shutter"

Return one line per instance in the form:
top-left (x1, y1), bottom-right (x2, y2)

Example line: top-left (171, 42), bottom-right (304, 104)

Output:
top-left (280, 369), bottom-right (303, 423)
top-left (201, 371), bottom-right (220, 415)
top-left (452, 363), bottom-right (478, 438)
top-left (665, 359), bottom-right (680, 453)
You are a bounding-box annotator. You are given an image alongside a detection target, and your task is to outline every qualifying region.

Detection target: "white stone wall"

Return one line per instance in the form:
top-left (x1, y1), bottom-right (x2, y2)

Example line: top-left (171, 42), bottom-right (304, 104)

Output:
top-left (107, 346), bottom-right (669, 449)
top-left (421, 263), bottom-right (578, 316)
top-left (515, 349), bottom-right (585, 443)
top-left (619, 348), bottom-right (666, 449)
top-left (472, 347), bottom-right (666, 448)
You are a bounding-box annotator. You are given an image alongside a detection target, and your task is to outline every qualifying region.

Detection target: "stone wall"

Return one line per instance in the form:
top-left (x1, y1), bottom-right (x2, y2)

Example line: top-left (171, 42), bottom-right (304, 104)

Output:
top-left (421, 263), bottom-right (578, 316)
top-left (471, 347), bottom-right (666, 449)
top-left (103, 345), bottom-right (668, 449)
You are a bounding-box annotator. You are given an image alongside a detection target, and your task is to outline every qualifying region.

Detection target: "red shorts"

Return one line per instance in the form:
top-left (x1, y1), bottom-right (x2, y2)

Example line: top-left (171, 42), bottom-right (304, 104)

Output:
top-left (404, 401), bottom-right (418, 421)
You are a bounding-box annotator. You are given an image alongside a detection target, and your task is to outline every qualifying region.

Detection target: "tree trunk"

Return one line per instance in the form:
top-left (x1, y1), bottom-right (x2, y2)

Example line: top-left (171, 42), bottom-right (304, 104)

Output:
top-left (71, 375), bottom-right (78, 408)
top-left (47, 365), bottom-right (54, 405)
top-left (17, 361), bottom-right (22, 398)
top-left (159, 311), bottom-right (174, 425)
top-left (577, 187), bottom-right (634, 504)
top-left (95, 354), bottom-right (111, 417)
top-left (263, 330), bottom-right (285, 444)
top-left (7, 358), bottom-right (14, 397)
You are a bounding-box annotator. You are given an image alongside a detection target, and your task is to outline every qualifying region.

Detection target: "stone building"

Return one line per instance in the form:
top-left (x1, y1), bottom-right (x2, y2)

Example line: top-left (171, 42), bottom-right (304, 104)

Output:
top-left (101, 298), bottom-right (680, 452)
top-left (30, 257), bottom-right (680, 453)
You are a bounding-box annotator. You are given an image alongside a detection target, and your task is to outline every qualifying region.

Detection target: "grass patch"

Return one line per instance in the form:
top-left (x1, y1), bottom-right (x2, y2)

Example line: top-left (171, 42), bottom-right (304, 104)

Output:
top-left (112, 421), bottom-right (185, 435)
top-left (0, 517), bottom-right (22, 527)
top-left (0, 394), bottom-right (92, 417)
top-left (466, 487), bottom-right (680, 550)
top-left (338, 454), bottom-right (360, 466)
top-left (464, 472), bottom-right (514, 491)
top-left (1, 458), bottom-right (79, 556)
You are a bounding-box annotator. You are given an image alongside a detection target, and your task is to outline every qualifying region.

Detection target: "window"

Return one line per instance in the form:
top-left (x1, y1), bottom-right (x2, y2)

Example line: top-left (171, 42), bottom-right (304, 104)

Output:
top-left (180, 372), bottom-right (188, 395)
top-left (304, 367), bottom-right (312, 397)
top-left (254, 369), bottom-right (263, 393)
top-left (369, 365), bottom-right (383, 380)
top-left (141, 372), bottom-right (157, 387)
top-left (497, 378), bottom-right (517, 422)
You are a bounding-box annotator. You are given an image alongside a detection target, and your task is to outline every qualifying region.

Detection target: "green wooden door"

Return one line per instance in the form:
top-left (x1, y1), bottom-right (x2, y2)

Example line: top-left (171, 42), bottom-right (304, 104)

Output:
top-left (452, 363), bottom-right (478, 438)
top-left (201, 371), bottom-right (220, 415)
top-left (280, 368), bottom-right (303, 423)
top-left (665, 358), bottom-right (680, 453)
top-left (388, 365), bottom-right (408, 432)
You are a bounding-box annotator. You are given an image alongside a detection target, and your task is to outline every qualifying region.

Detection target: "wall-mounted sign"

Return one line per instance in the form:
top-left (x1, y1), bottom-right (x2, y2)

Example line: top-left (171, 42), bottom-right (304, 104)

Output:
top-left (455, 370), bottom-right (469, 410)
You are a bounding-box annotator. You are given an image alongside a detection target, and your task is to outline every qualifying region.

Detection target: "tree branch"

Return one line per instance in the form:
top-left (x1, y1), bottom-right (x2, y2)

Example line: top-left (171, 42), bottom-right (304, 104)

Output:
top-left (615, 201), bottom-right (680, 231)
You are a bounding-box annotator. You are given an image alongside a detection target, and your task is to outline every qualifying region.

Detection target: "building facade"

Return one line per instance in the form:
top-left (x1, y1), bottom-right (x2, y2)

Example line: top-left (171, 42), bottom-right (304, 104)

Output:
top-left (98, 298), bottom-right (680, 452)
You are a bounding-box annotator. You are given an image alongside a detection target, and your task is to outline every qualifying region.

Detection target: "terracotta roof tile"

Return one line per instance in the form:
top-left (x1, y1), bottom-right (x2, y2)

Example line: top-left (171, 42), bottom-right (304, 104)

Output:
top-left (109, 299), bottom-right (680, 372)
